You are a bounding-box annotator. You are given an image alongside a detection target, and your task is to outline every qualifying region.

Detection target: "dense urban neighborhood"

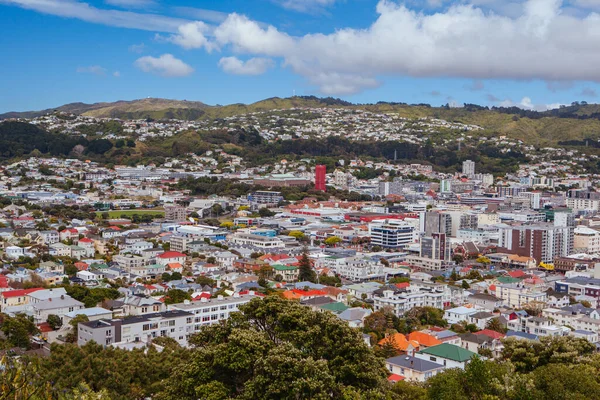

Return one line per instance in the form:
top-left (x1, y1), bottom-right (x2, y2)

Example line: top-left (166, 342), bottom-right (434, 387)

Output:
top-left (2, 103), bottom-right (600, 398)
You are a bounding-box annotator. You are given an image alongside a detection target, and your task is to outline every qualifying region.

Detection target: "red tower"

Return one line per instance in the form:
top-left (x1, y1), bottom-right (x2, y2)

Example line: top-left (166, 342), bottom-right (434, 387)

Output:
top-left (315, 165), bottom-right (326, 192)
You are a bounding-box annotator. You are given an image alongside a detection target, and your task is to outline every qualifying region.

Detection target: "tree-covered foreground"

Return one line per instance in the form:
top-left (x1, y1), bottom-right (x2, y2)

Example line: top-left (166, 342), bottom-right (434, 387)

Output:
top-left (2, 297), bottom-right (600, 399)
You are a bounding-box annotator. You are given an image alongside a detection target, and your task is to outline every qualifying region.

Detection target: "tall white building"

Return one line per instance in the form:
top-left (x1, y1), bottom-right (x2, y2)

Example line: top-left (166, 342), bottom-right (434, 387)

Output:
top-left (462, 160), bottom-right (475, 177)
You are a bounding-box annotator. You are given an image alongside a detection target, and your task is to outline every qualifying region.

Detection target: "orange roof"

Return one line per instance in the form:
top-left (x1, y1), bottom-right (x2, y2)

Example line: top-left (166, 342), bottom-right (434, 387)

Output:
top-left (395, 282), bottom-right (410, 289)
top-left (378, 333), bottom-right (419, 352)
top-left (167, 263), bottom-right (183, 270)
top-left (408, 331), bottom-right (442, 347)
top-left (387, 374), bottom-right (405, 382)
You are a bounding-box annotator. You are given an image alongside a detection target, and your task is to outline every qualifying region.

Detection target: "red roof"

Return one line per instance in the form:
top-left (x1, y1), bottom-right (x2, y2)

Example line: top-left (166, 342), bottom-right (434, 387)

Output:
top-left (291, 289), bottom-right (326, 297)
top-left (78, 238), bottom-right (93, 243)
top-left (474, 329), bottom-right (505, 340)
top-left (508, 270), bottom-right (526, 278)
top-left (0, 275), bottom-right (8, 289)
top-left (37, 322), bottom-right (54, 333)
top-left (488, 284), bottom-right (496, 292)
top-left (192, 293), bottom-right (212, 301)
top-left (394, 282), bottom-right (410, 289)
top-left (1, 288), bottom-right (43, 298)
top-left (387, 374), bottom-right (405, 383)
top-left (158, 251), bottom-right (186, 259)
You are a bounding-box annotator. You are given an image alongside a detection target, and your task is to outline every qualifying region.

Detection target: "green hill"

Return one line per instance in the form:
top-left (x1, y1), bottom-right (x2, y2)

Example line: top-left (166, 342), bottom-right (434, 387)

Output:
top-left (3, 97), bottom-right (600, 145)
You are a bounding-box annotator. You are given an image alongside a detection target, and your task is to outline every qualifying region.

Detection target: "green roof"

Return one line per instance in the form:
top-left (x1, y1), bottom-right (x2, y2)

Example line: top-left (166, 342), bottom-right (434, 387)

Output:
top-left (319, 302), bottom-right (349, 314)
top-left (497, 276), bottom-right (522, 284)
top-left (418, 343), bottom-right (477, 362)
top-left (272, 264), bottom-right (297, 271)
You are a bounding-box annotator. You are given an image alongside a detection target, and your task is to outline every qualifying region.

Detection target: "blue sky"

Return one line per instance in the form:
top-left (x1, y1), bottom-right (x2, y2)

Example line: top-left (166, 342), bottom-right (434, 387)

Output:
top-left (1, 0), bottom-right (600, 113)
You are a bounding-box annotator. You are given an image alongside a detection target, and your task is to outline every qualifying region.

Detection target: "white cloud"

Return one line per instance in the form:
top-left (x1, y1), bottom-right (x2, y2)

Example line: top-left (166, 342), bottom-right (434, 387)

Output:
top-left (218, 57), bottom-right (274, 75)
top-left (134, 54), bottom-right (194, 77)
top-left (1, 0), bottom-right (187, 32)
top-left (201, 1), bottom-right (600, 95)
top-left (173, 7), bottom-right (228, 24)
top-left (76, 65), bottom-right (107, 76)
top-left (274, 0), bottom-right (337, 13)
top-left (498, 96), bottom-right (564, 111)
top-left (104, 0), bottom-right (155, 9)
top-left (571, 0), bottom-right (600, 11)
top-left (163, 21), bottom-right (215, 51)
top-left (128, 43), bottom-right (146, 53)
top-left (113, 71), bottom-right (121, 77)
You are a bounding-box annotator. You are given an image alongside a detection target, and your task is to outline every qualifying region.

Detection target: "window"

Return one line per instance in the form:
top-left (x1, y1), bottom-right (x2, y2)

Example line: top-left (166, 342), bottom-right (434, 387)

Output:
top-left (430, 357), bottom-right (437, 362)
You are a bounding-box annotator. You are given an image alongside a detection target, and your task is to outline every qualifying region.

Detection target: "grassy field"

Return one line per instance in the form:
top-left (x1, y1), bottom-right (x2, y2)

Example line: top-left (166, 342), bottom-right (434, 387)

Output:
top-left (95, 209), bottom-right (165, 218)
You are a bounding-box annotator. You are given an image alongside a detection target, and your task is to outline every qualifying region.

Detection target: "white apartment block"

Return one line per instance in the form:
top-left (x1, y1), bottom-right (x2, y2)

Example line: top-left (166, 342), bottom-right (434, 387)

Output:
top-left (228, 233), bottom-right (285, 249)
top-left (168, 293), bottom-right (259, 334)
top-left (334, 256), bottom-right (385, 281)
top-left (373, 286), bottom-right (451, 317)
top-left (495, 284), bottom-right (547, 308)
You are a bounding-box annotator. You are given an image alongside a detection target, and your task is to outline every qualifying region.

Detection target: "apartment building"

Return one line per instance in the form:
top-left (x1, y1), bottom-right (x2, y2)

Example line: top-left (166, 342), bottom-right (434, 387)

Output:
top-left (229, 233), bottom-right (285, 249)
top-left (164, 205), bottom-right (187, 222)
top-left (495, 284), bottom-right (547, 308)
top-left (369, 219), bottom-right (415, 249)
top-left (498, 221), bottom-right (574, 264)
top-left (334, 256), bottom-right (385, 281)
top-left (373, 285), bottom-right (451, 317)
top-left (168, 293), bottom-right (259, 334)
top-left (78, 310), bottom-right (193, 347)
top-left (507, 315), bottom-right (566, 338)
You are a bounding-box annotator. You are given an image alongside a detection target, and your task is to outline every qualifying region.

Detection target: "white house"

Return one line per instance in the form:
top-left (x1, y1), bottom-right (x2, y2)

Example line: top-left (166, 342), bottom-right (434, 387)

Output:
top-left (443, 306), bottom-right (481, 325)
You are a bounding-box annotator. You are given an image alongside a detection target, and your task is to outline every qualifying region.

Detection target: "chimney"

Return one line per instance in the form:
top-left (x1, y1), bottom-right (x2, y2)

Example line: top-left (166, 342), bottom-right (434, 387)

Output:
top-left (60, 295), bottom-right (64, 300)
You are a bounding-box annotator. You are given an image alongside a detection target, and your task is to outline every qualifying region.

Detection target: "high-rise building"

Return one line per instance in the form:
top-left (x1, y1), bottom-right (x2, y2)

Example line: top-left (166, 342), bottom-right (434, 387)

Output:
top-left (315, 165), bottom-right (326, 192)
top-left (420, 233), bottom-right (451, 261)
top-left (462, 160), bottom-right (475, 177)
top-left (498, 215), bottom-right (574, 264)
top-left (424, 211), bottom-right (452, 236)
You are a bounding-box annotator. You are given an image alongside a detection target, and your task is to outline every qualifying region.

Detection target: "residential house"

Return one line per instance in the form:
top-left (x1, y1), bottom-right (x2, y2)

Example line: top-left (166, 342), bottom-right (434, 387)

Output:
top-left (415, 343), bottom-right (477, 370)
top-left (385, 355), bottom-right (445, 382)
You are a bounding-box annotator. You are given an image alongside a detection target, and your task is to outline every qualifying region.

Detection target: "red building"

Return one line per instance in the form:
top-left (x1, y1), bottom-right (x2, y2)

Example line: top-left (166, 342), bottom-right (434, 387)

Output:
top-left (315, 165), bottom-right (326, 191)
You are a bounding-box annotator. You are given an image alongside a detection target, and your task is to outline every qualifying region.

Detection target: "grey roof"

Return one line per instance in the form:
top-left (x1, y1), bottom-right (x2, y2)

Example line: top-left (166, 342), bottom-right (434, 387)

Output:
top-left (469, 311), bottom-right (494, 319)
top-left (386, 355), bottom-right (444, 372)
top-left (435, 330), bottom-right (460, 339)
top-left (338, 307), bottom-right (371, 321)
top-left (506, 331), bottom-right (539, 341)
top-left (33, 297), bottom-right (84, 310)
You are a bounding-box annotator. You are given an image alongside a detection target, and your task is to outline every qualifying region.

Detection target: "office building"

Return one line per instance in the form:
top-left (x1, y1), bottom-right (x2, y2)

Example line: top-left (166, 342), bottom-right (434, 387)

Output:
top-left (315, 165), bottom-right (326, 192)
top-left (462, 160), bottom-right (475, 177)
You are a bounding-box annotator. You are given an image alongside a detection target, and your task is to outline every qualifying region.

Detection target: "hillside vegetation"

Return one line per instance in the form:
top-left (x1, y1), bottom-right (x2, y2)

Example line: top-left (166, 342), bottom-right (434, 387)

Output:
top-left (3, 97), bottom-right (600, 145)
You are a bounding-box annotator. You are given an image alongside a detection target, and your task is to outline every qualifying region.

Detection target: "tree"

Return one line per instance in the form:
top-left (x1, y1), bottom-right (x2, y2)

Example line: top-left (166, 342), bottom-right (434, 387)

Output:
top-left (297, 247), bottom-right (316, 283)
top-left (288, 230), bottom-right (305, 240)
top-left (206, 256), bottom-right (216, 264)
top-left (324, 236), bottom-right (342, 247)
top-left (160, 296), bottom-right (389, 399)
top-left (47, 314), bottom-right (63, 330)
top-left (485, 317), bottom-right (506, 334)
top-left (163, 289), bottom-right (191, 305)
top-left (461, 280), bottom-right (470, 289)
top-left (476, 256), bottom-right (491, 265)
top-left (66, 314), bottom-right (89, 343)
top-left (258, 208), bottom-right (275, 217)
top-left (1, 314), bottom-right (39, 349)
top-left (196, 275), bottom-right (216, 287)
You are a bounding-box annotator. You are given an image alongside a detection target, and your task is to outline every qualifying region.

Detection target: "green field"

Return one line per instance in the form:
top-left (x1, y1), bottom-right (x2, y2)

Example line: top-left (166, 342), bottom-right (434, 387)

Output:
top-left (95, 209), bottom-right (165, 218)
